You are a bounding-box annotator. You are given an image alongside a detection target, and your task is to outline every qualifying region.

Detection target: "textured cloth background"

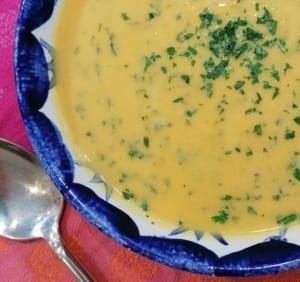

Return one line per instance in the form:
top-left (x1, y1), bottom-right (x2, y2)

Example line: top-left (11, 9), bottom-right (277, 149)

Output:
top-left (0, 0), bottom-right (300, 281)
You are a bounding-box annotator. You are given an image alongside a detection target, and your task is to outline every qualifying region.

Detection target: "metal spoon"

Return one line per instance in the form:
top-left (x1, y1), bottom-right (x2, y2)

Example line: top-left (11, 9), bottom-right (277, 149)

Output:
top-left (0, 138), bottom-right (91, 281)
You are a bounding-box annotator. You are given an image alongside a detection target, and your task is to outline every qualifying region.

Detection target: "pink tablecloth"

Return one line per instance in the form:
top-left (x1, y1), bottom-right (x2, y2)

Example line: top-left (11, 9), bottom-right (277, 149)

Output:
top-left (1, 1), bottom-right (300, 281)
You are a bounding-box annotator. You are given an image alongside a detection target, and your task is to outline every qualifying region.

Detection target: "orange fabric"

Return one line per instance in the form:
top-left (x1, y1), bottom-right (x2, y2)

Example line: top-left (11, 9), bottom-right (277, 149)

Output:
top-left (0, 0), bottom-right (300, 281)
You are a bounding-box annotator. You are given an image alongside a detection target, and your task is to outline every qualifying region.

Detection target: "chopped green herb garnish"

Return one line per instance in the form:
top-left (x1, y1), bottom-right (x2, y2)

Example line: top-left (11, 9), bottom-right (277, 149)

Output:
top-left (109, 33), bottom-right (117, 55)
top-left (255, 92), bottom-right (263, 104)
top-left (257, 7), bottom-right (277, 35)
top-left (277, 39), bottom-right (288, 53)
top-left (271, 65), bottom-right (280, 81)
top-left (233, 42), bottom-right (249, 58)
top-left (255, 3), bottom-right (260, 12)
top-left (203, 58), bottom-right (229, 80)
top-left (119, 173), bottom-right (128, 183)
top-left (234, 80), bottom-right (245, 90)
top-left (284, 63), bottom-right (293, 73)
top-left (245, 61), bottom-right (263, 83)
top-left (245, 107), bottom-right (257, 115)
top-left (122, 189), bottom-right (134, 200)
top-left (263, 80), bottom-right (272, 89)
top-left (212, 208), bottom-right (229, 224)
top-left (144, 53), bottom-right (161, 72)
top-left (187, 46), bottom-right (198, 55)
top-left (128, 148), bottom-right (144, 159)
top-left (272, 194), bottom-right (281, 201)
top-left (143, 136), bottom-right (150, 148)
top-left (246, 149), bottom-right (254, 157)
top-left (181, 74), bottom-right (190, 84)
top-left (243, 27), bottom-right (263, 41)
top-left (140, 200), bottom-right (149, 211)
top-left (121, 12), bottom-right (130, 21)
top-left (148, 10), bottom-right (160, 20)
top-left (247, 206), bottom-right (257, 215)
top-left (176, 31), bottom-right (194, 42)
top-left (201, 82), bottom-right (213, 97)
top-left (253, 124), bottom-right (263, 136)
top-left (173, 97), bottom-right (184, 103)
top-left (294, 116), bottom-right (300, 125)
top-left (254, 45), bottom-right (268, 60)
top-left (262, 38), bottom-right (277, 48)
top-left (293, 168), bottom-right (300, 181)
top-left (285, 129), bottom-right (295, 140)
top-left (161, 66), bottom-right (168, 74)
top-left (272, 87), bottom-right (280, 99)
top-left (277, 213), bottom-right (297, 225)
top-left (222, 195), bottom-right (233, 201)
top-left (166, 46), bottom-right (176, 57)
top-left (185, 109), bottom-right (197, 118)
top-left (199, 8), bottom-right (216, 28)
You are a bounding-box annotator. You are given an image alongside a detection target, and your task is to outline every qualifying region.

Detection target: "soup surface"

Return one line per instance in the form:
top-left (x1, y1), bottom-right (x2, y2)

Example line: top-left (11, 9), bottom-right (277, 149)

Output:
top-left (55, 0), bottom-right (300, 234)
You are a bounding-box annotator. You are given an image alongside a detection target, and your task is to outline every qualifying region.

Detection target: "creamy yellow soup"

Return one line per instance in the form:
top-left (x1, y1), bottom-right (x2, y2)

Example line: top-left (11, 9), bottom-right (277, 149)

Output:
top-left (55, 0), bottom-right (300, 234)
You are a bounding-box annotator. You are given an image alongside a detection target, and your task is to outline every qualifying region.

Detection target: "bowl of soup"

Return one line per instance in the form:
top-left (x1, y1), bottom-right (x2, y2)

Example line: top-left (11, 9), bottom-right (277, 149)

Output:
top-left (14, 0), bottom-right (300, 276)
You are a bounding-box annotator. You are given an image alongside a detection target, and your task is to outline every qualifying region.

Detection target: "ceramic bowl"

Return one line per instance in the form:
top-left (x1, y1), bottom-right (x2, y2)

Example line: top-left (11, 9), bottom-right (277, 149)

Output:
top-left (14, 0), bottom-right (300, 276)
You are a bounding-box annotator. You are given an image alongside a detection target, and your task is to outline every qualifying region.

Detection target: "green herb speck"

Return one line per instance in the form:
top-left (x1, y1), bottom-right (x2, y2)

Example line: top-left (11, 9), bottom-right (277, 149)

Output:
top-left (212, 208), bottom-right (229, 224)
top-left (143, 136), bottom-right (150, 148)
top-left (285, 129), bottom-right (295, 140)
top-left (121, 12), bottom-right (130, 21)
top-left (166, 46), bottom-right (176, 57)
top-left (234, 80), bottom-right (245, 90)
top-left (122, 189), bottom-right (134, 200)
top-left (140, 201), bottom-right (149, 211)
top-left (181, 74), bottom-right (190, 84)
top-left (277, 213), bottom-right (297, 225)
top-left (253, 124), bottom-right (263, 136)
top-left (293, 116), bottom-right (300, 125)
top-left (293, 168), bottom-right (300, 181)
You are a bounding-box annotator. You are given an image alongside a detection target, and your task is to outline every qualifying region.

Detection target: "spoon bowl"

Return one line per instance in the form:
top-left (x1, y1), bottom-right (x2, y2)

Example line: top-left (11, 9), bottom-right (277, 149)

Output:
top-left (0, 139), bottom-right (63, 240)
top-left (0, 138), bottom-right (91, 281)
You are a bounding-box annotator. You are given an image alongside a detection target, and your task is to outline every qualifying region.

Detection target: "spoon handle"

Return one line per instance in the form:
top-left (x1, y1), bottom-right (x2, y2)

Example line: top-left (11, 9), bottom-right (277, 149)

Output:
top-left (56, 245), bottom-right (92, 282)
top-left (45, 229), bottom-right (92, 282)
